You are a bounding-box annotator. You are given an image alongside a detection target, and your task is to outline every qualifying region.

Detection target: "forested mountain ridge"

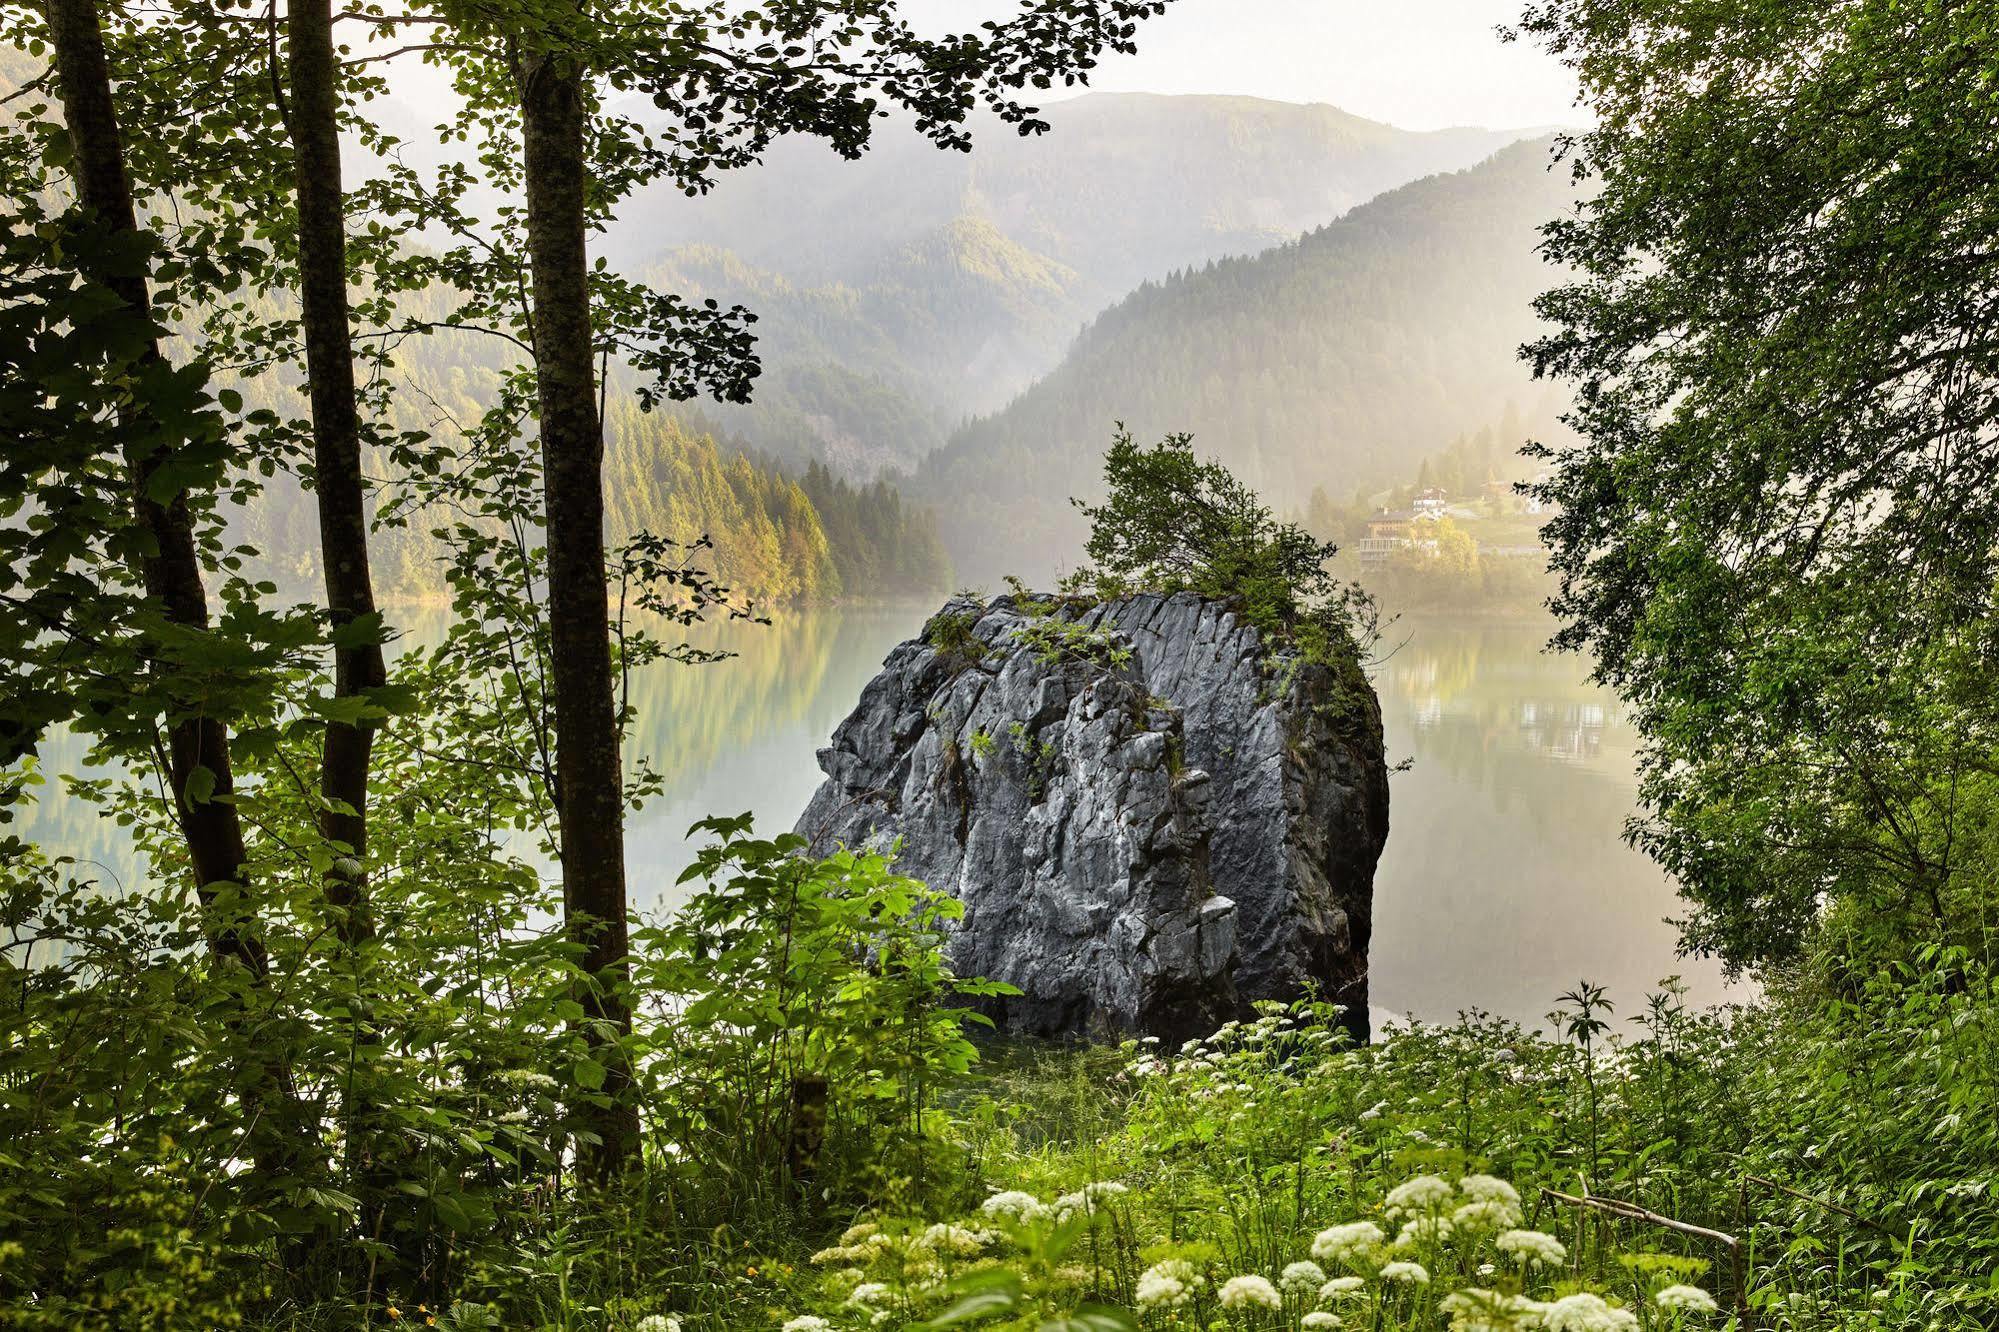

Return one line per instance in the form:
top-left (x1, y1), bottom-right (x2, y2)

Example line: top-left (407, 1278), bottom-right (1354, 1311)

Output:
top-left (206, 293), bottom-right (949, 607)
top-left (913, 137), bottom-right (1577, 584)
top-left (615, 93), bottom-right (1532, 472)
top-left (611, 93), bottom-right (1529, 287)
top-left (639, 217), bottom-right (1079, 475)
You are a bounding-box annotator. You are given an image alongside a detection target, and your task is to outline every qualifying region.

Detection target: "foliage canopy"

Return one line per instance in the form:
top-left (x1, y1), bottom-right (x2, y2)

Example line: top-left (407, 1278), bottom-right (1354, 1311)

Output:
top-left (1517, 0), bottom-right (1999, 968)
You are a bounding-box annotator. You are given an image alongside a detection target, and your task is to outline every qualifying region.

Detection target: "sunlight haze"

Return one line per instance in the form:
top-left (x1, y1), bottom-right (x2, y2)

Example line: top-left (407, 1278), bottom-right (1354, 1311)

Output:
top-left (916, 0), bottom-right (1580, 129)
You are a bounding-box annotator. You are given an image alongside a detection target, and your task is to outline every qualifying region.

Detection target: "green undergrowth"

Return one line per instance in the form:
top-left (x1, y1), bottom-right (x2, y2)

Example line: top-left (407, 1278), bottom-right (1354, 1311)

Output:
top-left (8, 761), bottom-right (1993, 1332)
top-left (684, 958), bottom-right (1995, 1332)
top-left (411, 957), bottom-right (1991, 1332)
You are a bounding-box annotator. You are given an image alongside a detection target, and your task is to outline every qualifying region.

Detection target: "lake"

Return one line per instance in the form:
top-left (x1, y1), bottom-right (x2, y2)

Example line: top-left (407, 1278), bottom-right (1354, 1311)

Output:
top-left (24, 604), bottom-right (1740, 1029)
top-left (612, 604), bottom-right (1741, 1027)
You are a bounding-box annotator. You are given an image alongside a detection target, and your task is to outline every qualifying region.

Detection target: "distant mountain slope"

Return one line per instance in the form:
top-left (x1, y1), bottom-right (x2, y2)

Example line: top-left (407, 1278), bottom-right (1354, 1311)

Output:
top-left (615, 94), bottom-right (1531, 472)
top-left (641, 217), bottom-right (1082, 475)
top-left (911, 138), bottom-right (1578, 584)
top-left (613, 93), bottom-right (1525, 294)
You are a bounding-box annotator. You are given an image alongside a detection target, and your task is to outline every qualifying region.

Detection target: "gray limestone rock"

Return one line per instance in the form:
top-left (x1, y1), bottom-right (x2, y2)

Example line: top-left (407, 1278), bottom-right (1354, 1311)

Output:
top-left (796, 591), bottom-right (1389, 1042)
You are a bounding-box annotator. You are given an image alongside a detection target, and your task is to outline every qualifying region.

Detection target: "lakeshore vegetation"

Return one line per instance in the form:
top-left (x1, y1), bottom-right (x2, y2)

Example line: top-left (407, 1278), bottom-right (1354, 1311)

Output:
top-left (4, 1), bottom-right (1999, 1331)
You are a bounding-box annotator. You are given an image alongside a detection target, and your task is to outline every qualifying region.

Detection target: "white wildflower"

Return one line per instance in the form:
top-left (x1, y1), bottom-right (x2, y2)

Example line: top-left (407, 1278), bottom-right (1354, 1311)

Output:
top-left (1379, 1261), bottom-right (1430, 1284)
top-left (1458, 1175), bottom-right (1522, 1209)
top-left (920, 1222), bottom-right (989, 1256)
top-left (1319, 1275), bottom-right (1367, 1301)
top-left (1052, 1180), bottom-right (1128, 1221)
top-left (1655, 1285), bottom-right (1719, 1314)
top-left (840, 1222), bottom-right (880, 1245)
top-left (1218, 1274), bottom-right (1283, 1309)
top-left (1384, 1174), bottom-right (1456, 1216)
top-left (1280, 1260), bottom-right (1328, 1295)
top-left (499, 1068), bottom-right (560, 1092)
top-left (1395, 1215), bottom-right (1454, 1250)
top-left (1302, 1315), bottom-right (1343, 1330)
top-left (1135, 1260), bottom-right (1196, 1309)
top-left (634, 1318), bottom-right (681, 1332)
top-left (847, 1283), bottom-right (891, 1308)
top-left (1542, 1293), bottom-right (1639, 1332)
top-left (781, 1319), bottom-right (831, 1332)
top-left (1495, 1228), bottom-right (1568, 1268)
top-left (980, 1190), bottom-right (1046, 1222)
top-left (1441, 1289), bottom-right (1546, 1332)
top-left (1312, 1220), bottom-right (1387, 1266)
top-left (1452, 1199), bottom-right (1523, 1232)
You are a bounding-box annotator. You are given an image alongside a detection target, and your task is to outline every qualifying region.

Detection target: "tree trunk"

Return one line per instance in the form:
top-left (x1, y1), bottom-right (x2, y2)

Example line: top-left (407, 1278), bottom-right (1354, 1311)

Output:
top-left (287, 0), bottom-right (384, 935)
top-left (45, 0), bottom-right (261, 974)
top-left (515, 42), bottom-right (640, 1177)
top-left (286, 0), bottom-right (386, 1280)
top-left (46, 0), bottom-right (321, 1269)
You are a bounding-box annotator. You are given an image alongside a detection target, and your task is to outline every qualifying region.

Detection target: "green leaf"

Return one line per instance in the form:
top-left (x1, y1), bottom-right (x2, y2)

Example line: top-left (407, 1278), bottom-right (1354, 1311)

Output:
top-left (1040, 1311), bottom-right (1139, 1332)
top-left (918, 1272), bottom-right (1022, 1328)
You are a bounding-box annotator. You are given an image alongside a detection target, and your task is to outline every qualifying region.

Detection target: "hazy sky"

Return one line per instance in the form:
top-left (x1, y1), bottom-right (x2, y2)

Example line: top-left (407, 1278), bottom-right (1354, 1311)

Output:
top-left (918, 0), bottom-right (1580, 131)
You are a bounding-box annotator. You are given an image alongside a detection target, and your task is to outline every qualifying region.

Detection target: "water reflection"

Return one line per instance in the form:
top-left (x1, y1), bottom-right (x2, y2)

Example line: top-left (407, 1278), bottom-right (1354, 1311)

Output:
top-left (18, 606), bottom-right (1742, 1030)
top-left (1368, 616), bottom-right (1741, 1028)
top-left (620, 605), bottom-right (922, 911)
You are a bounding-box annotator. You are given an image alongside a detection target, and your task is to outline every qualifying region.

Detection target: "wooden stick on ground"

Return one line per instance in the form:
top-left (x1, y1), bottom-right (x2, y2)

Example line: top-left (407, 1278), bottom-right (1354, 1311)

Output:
top-left (1541, 1185), bottom-right (1750, 1323)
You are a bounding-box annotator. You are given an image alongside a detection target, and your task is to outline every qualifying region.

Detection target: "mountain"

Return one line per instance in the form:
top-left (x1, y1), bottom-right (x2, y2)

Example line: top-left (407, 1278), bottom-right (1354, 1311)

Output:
top-left (909, 138), bottom-right (1579, 585)
top-left (615, 94), bottom-right (1531, 472)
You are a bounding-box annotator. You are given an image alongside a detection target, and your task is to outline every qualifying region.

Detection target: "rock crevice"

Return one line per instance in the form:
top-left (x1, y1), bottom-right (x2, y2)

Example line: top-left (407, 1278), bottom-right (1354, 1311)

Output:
top-left (796, 592), bottom-right (1389, 1042)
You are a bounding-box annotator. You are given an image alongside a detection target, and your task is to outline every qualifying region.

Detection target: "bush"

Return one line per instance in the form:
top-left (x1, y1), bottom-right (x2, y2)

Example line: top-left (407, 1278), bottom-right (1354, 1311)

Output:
top-left (1065, 429), bottom-right (1366, 646)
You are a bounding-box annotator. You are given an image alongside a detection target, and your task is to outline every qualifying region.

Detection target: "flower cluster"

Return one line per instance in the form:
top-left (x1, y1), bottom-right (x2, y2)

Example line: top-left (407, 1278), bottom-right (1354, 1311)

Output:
top-left (1217, 1273), bottom-right (1282, 1310)
top-left (773, 1167), bottom-right (1719, 1332)
top-left (1311, 1220), bottom-right (1387, 1266)
top-left (1655, 1285), bottom-right (1720, 1314)
top-left (1134, 1258), bottom-right (1201, 1309)
top-left (1495, 1228), bottom-right (1568, 1269)
top-left (1052, 1180), bottom-right (1129, 1221)
top-left (979, 1189), bottom-right (1046, 1223)
top-left (1383, 1173), bottom-right (1457, 1216)
top-left (1541, 1292), bottom-right (1641, 1331)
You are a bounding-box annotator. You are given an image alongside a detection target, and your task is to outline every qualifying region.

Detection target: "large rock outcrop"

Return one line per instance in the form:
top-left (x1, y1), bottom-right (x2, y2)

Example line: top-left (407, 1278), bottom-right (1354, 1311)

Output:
top-left (796, 592), bottom-right (1389, 1042)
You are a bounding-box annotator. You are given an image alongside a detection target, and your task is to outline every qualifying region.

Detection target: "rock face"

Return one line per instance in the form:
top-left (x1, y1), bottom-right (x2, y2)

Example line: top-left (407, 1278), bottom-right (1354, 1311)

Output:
top-left (796, 592), bottom-right (1389, 1042)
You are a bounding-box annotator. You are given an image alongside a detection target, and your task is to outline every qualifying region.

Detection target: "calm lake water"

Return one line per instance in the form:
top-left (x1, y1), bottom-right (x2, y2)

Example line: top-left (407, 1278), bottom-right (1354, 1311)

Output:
top-left (26, 605), bottom-right (1739, 1029)
top-left (614, 605), bottom-right (1741, 1027)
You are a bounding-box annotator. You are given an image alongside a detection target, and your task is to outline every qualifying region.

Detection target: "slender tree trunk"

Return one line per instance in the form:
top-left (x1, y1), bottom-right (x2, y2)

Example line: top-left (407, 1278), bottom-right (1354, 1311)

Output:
top-left (286, 0), bottom-right (386, 1278)
top-left (514, 42), bottom-right (640, 1177)
top-left (287, 0), bottom-right (384, 934)
top-left (47, 0), bottom-right (320, 1270)
top-left (46, 0), bottom-right (261, 974)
